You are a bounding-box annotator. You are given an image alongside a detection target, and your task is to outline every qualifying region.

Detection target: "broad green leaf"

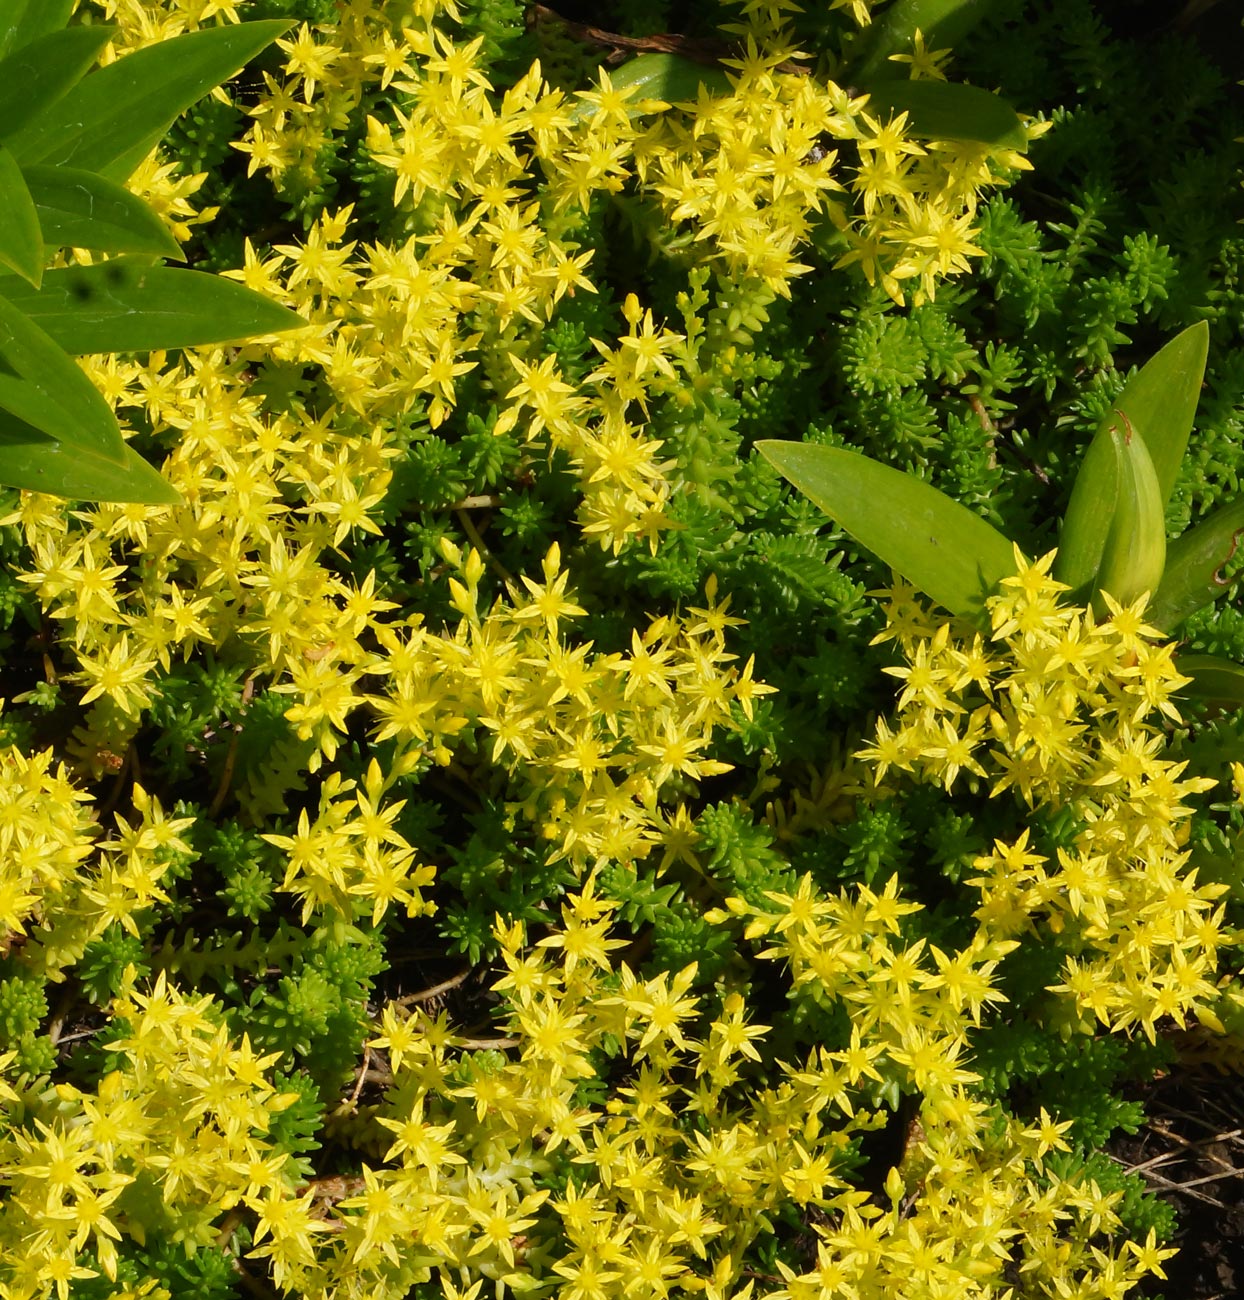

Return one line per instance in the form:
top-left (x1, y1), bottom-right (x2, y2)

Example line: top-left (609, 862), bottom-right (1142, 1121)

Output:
top-left (844, 0), bottom-right (991, 86)
top-left (862, 80), bottom-right (1027, 150)
top-left (756, 439), bottom-right (1017, 621)
top-left (568, 53), bottom-right (731, 126)
top-left (0, 146), bottom-right (41, 285)
top-left (0, 292), bottom-right (126, 461)
top-left (1171, 654), bottom-right (1244, 711)
top-left (24, 165), bottom-right (182, 259)
top-left (0, 26), bottom-right (115, 146)
top-left (6, 19), bottom-right (291, 179)
top-left (0, 261), bottom-right (304, 354)
top-left (0, 422), bottom-right (181, 503)
top-left (0, 0), bottom-right (74, 60)
top-left (1054, 322), bottom-right (1209, 597)
top-left (1148, 497), bottom-right (1244, 631)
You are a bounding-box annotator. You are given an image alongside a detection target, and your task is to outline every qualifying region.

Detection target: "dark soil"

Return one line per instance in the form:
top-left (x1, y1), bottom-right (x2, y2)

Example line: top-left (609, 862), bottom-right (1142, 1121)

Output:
top-left (1111, 1053), bottom-right (1244, 1300)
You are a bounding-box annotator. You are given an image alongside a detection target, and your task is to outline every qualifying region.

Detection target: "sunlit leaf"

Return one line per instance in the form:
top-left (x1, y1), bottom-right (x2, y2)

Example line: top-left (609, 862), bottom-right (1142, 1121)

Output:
top-left (0, 25), bottom-right (114, 145)
top-left (757, 439), bottom-right (1017, 621)
top-left (567, 52), bottom-right (731, 126)
top-left (0, 422), bottom-right (180, 503)
top-left (5, 19), bottom-right (291, 179)
top-left (24, 165), bottom-right (183, 258)
top-left (0, 145), bottom-right (41, 285)
top-left (0, 292), bottom-right (178, 502)
top-left (0, 291), bottom-right (124, 454)
top-left (0, 261), bottom-right (304, 354)
top-left (0, 0), bottom-right (74, 60)
top-left (863, 80), bottom-right (1027, 149)
top-left (1054, 322), bottom-right (1209, 598)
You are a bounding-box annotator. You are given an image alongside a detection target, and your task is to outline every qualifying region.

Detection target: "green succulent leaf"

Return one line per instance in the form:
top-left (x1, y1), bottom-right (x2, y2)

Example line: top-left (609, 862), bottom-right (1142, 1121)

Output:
top-left (24, 165), bottom-right (183, 259)
top-left (756, 439), bottom-right (1017, 621)
top-left (0, 261), bottom-right (304, 354)
top-left (5, 19), bottom-right (291, 179)
top-left (1172, 654), bottom-right (1244, 711)
top-left (844, 0), bottom-right (991, 86)
top-left (0, 25), bottom-right (115, 146)
top-left (862, 80), bottom-right (1027, 149)
top-left (1147, 498), bottom-right (1244, 631)
top-left (0, 0), bottom-right (74, 60)
top-left (0, 146), bottom-right (41, 285)
top-left (1055, 322), bottom-right (1209, 598)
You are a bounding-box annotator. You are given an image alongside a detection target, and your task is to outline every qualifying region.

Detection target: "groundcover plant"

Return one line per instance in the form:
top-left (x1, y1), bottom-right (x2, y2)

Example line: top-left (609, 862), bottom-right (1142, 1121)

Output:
top-left (0, 0), bottom-right (1243, 1297)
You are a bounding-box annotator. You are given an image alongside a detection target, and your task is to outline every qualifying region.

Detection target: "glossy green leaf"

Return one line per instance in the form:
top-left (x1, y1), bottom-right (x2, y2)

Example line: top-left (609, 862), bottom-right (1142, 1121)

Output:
top-left (844, 0), bottom-right (991, 86)
top-left (0, 26), bottom-right (115, 146)
top-left (757, 439), bottom-right (1017, 620)
top-left (0, 424), bottom-right (181, 503)
top-left (0, 291), bottom-right (126, 460)
top-left (1171, 654), bottom-right (1244, 711)
top-left (0, 0), bottom-right (74, 60)
top-left (24, 165), bottom-right (182, 258)
top-left (863, 80), bottom-right (1027, 150)
top-left (568, 53), bottom-right (731, 126)
top-left (1147, 497), bottom-right (1244, 631)
top-left (0, 261), bottom-right (304, 354)
top-left (0, 146), bottom-right (41, 285)
top-left (1054, 322), bottom-right (1209, 597)
top-left (6, 19), bottom-right (291, 179)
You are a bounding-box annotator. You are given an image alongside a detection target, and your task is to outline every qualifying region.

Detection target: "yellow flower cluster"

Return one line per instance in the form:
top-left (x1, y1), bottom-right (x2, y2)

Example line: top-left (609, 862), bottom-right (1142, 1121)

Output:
top-left (12, 0), bottom-right (1034, 800)
top-left (0, 971), bottom-right (292, 1300)
top-left (122, 876), bottom-right (1165, 1300)
top-left (236, 0), bottom-right (1038, 306)
top-left (857, 549), bottom-right (1230, 1040)
top-left (0, 741), bottom-right (191, 984)
top-left (260, 758), bottom-right (436, 926)
top-left (354, 542), bottom-right (771, 870)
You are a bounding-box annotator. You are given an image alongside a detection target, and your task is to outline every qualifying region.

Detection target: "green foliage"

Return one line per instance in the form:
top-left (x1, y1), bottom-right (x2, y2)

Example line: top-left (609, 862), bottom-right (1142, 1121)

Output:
top-left (0, 970), bottom-right (46, 1044)
top-left (0, 11), bottom-right (304, 503)
top-left (245, 933), bottom-right (387, 1090)
top-left (0, 0), bottom-right (1240, 1295)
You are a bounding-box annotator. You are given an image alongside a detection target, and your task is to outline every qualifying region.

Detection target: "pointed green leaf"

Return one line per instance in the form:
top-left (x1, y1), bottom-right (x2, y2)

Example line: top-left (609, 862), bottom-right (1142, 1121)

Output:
top-left (0, 25), bottom-right (115, 147)
top-left (0, 292), bottom-right (127, 462)
top-left (1054, 322), bottom-right (1209, 597)
top-left (845, 0), bottom-right (991, 86)
top-left (1090, 421), bottom-right (1166, 616)
top-left (1115, 320), bottom-right (1208, 503)
top-left (863, 80), bottom-right (1027, 149)
top-left (1171, 654), bottom-right (1244, 711)
top-left (567, 53), bottom-right (731, 126)
top-left (6, 19), bottom-right (291, 178)
top-left (24, 165), bottom-right (182, 259)
top-left (0, 262), bottom-right (304, 354)
top-left (0, 0), bottom-right (74, 60)
top-left (1147, 497), bottom-right (1244, 631)
top-left (1055, 424), bottom-right (1118, 598)
top-left (0, 423), bottom-right (181, 504)
top-left (0, 0), bottom-right (32, 59)
top-left (756, 440), bottom-right (1017, 620)
top-left (0, 146), bottom-right (41, 285)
